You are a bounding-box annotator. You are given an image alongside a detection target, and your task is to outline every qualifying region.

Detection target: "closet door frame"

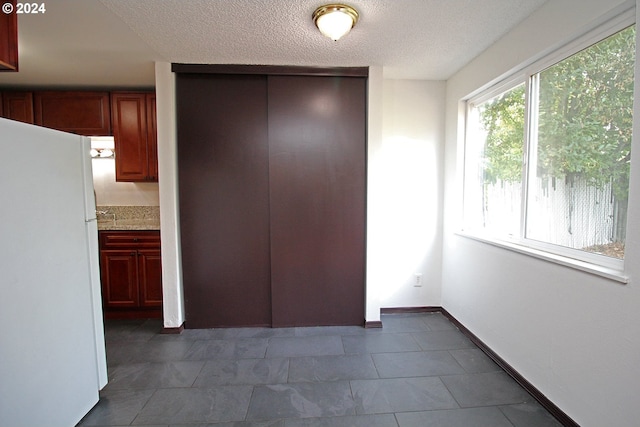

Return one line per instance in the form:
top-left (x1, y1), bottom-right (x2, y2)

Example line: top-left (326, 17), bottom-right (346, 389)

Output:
top-left (174, 64), bottom-right (368, 328)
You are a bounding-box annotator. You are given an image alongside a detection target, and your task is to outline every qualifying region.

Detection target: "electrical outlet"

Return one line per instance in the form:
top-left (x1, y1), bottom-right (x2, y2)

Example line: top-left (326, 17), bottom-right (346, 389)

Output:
top-left (414, 273), bottom-right (423, 287)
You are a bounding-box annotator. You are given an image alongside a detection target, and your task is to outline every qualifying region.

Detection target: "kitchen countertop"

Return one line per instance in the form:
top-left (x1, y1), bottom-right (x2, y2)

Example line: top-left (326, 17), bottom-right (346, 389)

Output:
top-left (96, 205), bottom-right (160, 231)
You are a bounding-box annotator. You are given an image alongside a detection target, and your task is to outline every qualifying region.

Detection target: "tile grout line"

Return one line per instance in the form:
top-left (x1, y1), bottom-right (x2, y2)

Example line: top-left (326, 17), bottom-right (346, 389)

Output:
top-left (88, 316), bottom-right (563, 426)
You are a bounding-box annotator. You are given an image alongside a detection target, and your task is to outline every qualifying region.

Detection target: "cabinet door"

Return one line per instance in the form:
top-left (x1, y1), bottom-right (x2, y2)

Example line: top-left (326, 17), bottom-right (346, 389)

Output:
top-left (112, 92), bottom-right (158, 182)
top-left (99, 230), bottom-right (161, 249)
top-left (146, 94), bottom-right (158, 180)
top-left (100, 250), bottom-right (139, 308)
top-left (0, 0), bottom-right (18, 71)
top-left (2, 92), bottom-right (34, 123)
top-left (137, 249), bottom-right (162, 308)
top-left (34, 91), bottom-right (111, 135)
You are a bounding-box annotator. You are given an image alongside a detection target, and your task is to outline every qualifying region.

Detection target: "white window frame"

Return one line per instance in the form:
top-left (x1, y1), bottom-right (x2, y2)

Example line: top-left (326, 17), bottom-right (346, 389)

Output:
top-left (460, 3), bottom-right (636, 283)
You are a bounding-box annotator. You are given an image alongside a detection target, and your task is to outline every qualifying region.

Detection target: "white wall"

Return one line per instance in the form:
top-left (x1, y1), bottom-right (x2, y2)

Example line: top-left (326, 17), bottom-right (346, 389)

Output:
top-left (442, 1), bottom-right (640, 425)
top-left (367, 78), bottom-right (445, 320)
top-left (155, 62), bottom-right (185, 328)
top-left (92, 157), bottom-right (159, 206)
top-left (366, 67), bottom-right (385, 321)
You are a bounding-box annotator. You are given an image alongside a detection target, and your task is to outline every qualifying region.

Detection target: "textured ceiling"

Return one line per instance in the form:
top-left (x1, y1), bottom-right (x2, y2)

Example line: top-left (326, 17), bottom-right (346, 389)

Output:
top-left (0, 0), bottom-right (548, 88)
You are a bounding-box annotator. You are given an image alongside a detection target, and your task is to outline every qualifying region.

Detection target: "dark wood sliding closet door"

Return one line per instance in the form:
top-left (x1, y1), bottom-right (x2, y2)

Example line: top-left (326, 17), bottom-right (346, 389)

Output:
top-left (268, 76), bottom-right (366, 327)
top-left (175, 65), bottom-right (367, 328)
top-left (176, 74), bottom-right (272, 328)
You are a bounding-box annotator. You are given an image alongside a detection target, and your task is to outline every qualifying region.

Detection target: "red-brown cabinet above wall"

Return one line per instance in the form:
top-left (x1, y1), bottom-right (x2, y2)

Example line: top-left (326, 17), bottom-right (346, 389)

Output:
top-left (34, 91), bottom-right (111, 135)
top-left (111, 92), bottom-right (158, 182)
top-left (2, 91), bottom-right (34, 123)
top-left (0, 0), bottom-right (18, 71)
top-left (0, 88), bottom-right (159, 183)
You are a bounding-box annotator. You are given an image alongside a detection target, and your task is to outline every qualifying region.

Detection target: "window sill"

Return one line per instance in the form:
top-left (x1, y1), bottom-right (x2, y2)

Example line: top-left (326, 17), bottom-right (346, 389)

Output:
top-left (455, 232), bottom-right (629, 284)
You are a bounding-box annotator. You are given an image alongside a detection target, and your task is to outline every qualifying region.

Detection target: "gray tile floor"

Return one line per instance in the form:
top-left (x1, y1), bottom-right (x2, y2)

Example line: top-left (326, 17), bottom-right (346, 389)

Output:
top-left (77, 313), bottom-right (562, 427)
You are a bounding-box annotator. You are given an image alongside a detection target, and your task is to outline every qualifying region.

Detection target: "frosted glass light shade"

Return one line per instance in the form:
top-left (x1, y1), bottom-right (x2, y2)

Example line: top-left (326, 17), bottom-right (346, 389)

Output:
top-left (313, 4), bottom-right (359, 41)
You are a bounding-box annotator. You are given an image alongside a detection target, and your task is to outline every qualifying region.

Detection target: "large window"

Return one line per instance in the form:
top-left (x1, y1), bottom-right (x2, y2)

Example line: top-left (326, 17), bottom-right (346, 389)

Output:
top-left (463, 16), bottom-right (635, 269)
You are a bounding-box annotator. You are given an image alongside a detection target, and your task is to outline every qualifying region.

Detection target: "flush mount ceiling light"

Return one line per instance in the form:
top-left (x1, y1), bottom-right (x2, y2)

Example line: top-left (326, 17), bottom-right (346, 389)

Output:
top-left (313, 4), bottom-right (359, 41)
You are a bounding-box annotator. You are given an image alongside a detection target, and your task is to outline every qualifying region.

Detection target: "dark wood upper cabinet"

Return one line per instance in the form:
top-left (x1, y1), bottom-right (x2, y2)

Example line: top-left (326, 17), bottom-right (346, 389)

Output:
top-left (111, 92), bottom-right (158, 182)
top-left (34, 91), bottom-right (111, 135)
top-left (0, 0), bottom-right (18, 71)
top-left (145, 94), bottom-right (158, 181)
top-left (2, 91), bottom-right (34, 123)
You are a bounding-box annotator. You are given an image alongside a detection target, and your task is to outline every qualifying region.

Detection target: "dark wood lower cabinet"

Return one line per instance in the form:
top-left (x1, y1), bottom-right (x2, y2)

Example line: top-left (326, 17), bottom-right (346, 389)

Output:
top-left (137, 249), bottom-right (163, 307)
top-left (99, 231), bottom-right (162, 318)
top-left (101, 250), bottom-right (139, 308)
top-left (176, 66), bottom-right (367, 329)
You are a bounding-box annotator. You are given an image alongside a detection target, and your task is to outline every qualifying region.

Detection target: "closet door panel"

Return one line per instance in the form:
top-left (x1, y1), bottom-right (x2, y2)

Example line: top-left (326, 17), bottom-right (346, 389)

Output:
top-left (268, 75), bottom-right (366, 327)
top-left (177, 74), bottom-right (272, 328)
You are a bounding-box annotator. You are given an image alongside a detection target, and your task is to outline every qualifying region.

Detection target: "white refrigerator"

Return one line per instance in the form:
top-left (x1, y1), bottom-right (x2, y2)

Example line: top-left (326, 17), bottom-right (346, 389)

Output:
top-left (0, 118), bottom-right (108, 426)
